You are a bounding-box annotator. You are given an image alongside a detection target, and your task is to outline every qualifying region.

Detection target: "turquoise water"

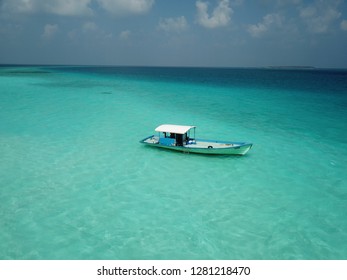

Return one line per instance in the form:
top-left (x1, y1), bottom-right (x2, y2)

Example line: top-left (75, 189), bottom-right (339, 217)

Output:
top-left (0, 66), bottom-right (346, 259)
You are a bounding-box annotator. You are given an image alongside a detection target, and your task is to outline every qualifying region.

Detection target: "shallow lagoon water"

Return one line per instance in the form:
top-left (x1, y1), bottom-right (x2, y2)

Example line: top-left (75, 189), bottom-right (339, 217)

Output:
top-left (0, 66), bottom-right (346, 259)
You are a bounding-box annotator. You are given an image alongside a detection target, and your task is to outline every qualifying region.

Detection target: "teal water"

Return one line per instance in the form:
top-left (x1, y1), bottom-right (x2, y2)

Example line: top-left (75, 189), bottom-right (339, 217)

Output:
top-left (0, 66), bottom-right (346, 259)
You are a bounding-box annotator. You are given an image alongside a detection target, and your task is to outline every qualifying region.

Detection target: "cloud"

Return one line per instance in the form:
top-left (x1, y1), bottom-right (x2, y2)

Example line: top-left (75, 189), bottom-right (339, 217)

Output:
top-left (275, 0), bottom-right (302, 6)
top-left (1, 0), bottom-right (93, 16)
top-left (247, 23), bottom-right (267, 38)
top-left (119, 30), bottom-right (131, 40)
top-left (1, 0), bottom-right (155, 18)
top-left (82, 21), bottom-right (97, 32)
top-left (158, 16), bottom-right (188, 33)
top-left (299, 1), bottom-right (341, 33)
top-left (44, 0), bottom-right (93, 16)
top-left (248, 13), bottom-right (283, 38)
top-left (97, 0), bottom-right (154, 17)
top-left (42, 24), bottom-right (58, 39)
top-left (196, 0), bottom-right (232, 29)
top-left (341, 20), bottom-right (347, 31)
top-left (0, 0), bottom-right (36, 14)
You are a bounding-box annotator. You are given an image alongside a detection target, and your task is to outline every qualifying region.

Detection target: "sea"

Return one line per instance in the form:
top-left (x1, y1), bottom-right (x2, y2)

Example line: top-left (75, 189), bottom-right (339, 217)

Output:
top-left (0, 65), bottom-right (346, 260)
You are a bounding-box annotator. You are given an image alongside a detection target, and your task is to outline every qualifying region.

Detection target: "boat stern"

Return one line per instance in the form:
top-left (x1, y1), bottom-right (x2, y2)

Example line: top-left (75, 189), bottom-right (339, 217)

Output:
top-left (140, 135), bottom-right (159, 145)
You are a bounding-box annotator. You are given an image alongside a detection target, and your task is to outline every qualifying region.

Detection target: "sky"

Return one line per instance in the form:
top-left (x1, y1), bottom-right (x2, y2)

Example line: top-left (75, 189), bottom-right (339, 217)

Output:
top-left (0, 0), bottom-right (347, 68)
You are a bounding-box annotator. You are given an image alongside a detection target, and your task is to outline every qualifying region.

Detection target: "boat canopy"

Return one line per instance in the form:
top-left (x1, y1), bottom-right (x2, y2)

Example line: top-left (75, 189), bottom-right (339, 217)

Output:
top-left (155, 124), bottom-right (196, 134)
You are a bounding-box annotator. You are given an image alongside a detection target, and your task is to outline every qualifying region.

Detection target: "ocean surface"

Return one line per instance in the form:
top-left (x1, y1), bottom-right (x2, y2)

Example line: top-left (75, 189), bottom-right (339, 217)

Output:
top-left (0, 65), bottom-right (346, 260)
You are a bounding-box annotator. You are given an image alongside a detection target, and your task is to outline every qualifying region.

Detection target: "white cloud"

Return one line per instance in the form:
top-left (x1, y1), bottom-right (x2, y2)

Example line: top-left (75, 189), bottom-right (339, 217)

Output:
top-left (0, 0), bottom-right (36, 14)
top-left (44, 0), bottom-right (93, 16)
top-left (299, 1), bottom-right (341, 33)
top-left (158, 16), bottom-right (188, 33)
top-left (1, 0), bottom-right (155, 17)
top-left (82, 21), bottom-right (97, 32)
top-left (1, 0), bottom-right (93, 16)
top-left (42, 24), bottom-right (58, 39)
top-left (196, 0), bottom-right (232, 29)
top-left (231, 0), bottom-right (244, 6)
top-left (248, 13), bottom-right (283, 37)
top-left (119, 30), bottom-right (131, 40)
top-left (247, 23), bottom-right (267, 38)
top-left (341, 20), bottom-right (347, 31)
top-left (97, 0), bottom-right (154, 16)
top-left (299, 6), bottom-right (316, 18)
top-left (276, 0), bottom-right (302, 6)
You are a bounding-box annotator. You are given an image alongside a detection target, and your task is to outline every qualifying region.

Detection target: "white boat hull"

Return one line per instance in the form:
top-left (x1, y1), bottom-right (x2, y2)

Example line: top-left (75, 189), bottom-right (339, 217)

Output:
top-left (140, 136), bottom-right (252, 155)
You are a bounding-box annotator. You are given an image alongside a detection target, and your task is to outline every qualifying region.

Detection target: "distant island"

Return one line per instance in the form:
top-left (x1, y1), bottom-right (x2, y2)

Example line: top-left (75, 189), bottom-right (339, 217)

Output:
top-left (266, 66), bottom-right (316, 70)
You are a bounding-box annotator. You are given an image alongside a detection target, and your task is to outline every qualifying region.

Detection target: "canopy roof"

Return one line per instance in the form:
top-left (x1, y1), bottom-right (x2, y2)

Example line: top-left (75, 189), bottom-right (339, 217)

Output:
top-left (155, 124), bottom-right (196, 134)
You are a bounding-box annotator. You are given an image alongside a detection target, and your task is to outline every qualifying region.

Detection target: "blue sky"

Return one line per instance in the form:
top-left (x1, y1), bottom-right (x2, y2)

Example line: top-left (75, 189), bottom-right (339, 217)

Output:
top-left (1, 0), bottom-right (347, 68)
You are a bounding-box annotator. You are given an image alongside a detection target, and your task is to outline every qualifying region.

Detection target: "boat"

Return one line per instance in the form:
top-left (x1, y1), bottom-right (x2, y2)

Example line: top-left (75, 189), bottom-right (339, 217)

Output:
top-left (140, 124), bottom-right (252, 155)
